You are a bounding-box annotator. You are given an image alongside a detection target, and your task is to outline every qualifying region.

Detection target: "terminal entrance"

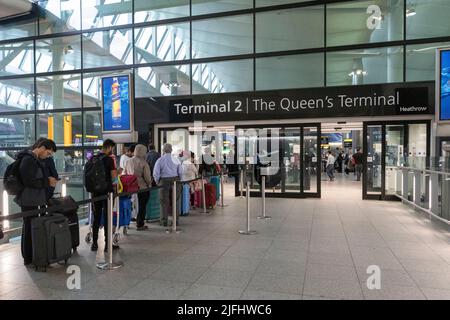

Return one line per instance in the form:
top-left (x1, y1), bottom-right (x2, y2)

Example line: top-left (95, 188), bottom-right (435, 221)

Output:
top-left (158, 119), bottom-right (430, 201)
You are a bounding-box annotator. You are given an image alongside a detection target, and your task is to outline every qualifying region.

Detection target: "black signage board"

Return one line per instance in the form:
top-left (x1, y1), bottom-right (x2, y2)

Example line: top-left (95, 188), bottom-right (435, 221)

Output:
top-left (135, 82), bottom-right (435, 127)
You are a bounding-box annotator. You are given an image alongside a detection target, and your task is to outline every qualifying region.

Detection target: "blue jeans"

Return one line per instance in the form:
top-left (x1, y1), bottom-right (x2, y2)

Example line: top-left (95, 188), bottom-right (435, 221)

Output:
top-left (326, 164), bottom-right (335, 180)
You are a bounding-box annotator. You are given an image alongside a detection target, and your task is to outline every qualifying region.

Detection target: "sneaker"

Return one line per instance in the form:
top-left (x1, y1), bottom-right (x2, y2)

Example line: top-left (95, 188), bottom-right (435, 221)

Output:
top-left (91, 243), bottom-right (98, 252)
top-left (136, 225), bottom-right (148, 231)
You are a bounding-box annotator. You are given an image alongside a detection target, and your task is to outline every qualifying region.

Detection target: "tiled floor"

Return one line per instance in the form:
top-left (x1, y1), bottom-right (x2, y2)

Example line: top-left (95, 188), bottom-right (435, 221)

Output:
top-left (1, 173), bottom-right (450, 300)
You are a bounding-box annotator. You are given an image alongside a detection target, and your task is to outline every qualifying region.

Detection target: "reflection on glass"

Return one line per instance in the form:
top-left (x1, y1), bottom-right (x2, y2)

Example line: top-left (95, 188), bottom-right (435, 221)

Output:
top-left (36, 36), bottom-right (81, 72)
top-left (327, 0), bottom-right (403, 47)
top-left (0, 78), bottom-right (35, 112)
top-left (256, 0), bottom-right (309, 7)
top-left (192, 0), bottom-right (252, 15)
top-left (385, 125), bottom-right (404, 195)
top-left (283, 128), bottom-right (301, 193)
top-left (0, 114), bottom-right (35, 148)
top-left (83, 29), bottom-right (133, 69)
top-left (192, 15), bottom-right (252, 59)
top-left (367, 125), bottom-right (382, 194)
top-left (134, 23), bottom-right (190, 64)
top-left (406, 0), bottom-right (450, 40)
top-left (82, 0), bottom-right (132, 30)
top-left (0, 15), bottom-right (36, 41)
top-left (38, 0), bottom-right (81, 34)
top-left (83, 111), bottom-right (103, 146)
top-left (0, 41), bottom-right (34, 75)
top-left (256, 53), bottom-right (324, 90)
top-left (36, 74), bottom-right (81, 110)
top-left (192, 60), bottom-right (253, 94)
top-left (304, 127), bottom-right (318, 193)
top-left (327, 46), bottom-right (403, 86)
top-left (37, 112), bottom-right (82, 147)
top-left (136, 65), bottom-right (190, 97)
top-left (256, 6), bottom-right (324, 53)
top-left (134, 0), bottom-right (189, 23)
top-left (406, 42), bottom-right (450, 81)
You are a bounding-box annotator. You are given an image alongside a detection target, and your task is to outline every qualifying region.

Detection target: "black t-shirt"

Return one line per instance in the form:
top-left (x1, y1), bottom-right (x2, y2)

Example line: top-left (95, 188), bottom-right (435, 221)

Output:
top-left (353, 152), bottom-right (364, 165)
top-left (99, 152), bottom-right (116, 194)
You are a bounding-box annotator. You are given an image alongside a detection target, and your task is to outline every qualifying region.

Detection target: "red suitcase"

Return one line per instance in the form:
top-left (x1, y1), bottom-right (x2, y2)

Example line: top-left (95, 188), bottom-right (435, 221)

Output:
top-left (205, 183), bottom-right (216, 209)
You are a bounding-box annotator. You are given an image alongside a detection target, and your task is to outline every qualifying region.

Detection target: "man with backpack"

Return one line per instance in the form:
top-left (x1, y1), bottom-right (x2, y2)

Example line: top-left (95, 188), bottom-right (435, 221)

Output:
top-left (7, 139), bottom-right (58, 265)
top-left (84, 139), bottom-right (119, 252)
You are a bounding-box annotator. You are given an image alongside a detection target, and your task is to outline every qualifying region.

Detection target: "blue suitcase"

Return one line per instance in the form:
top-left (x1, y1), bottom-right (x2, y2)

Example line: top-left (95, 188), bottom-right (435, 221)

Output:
top-left (146, 188), bottom-right (160, 221)
top-left (210, 176), bottom-right (220, 201)
top-left (100, 196), bottom-right (132, 227)
top-left (181, 184), bottom-right (190, 216)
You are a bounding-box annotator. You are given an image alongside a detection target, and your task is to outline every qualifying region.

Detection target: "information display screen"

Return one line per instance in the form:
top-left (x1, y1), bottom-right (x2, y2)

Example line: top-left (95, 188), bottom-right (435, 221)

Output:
top-left (440, 50), bottom-right (450, 121)
top-left (101, 75), bottom-right (132, 132)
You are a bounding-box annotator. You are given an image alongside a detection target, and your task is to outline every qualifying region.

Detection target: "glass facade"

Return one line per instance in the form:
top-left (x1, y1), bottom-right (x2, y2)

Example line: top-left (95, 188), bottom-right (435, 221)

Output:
top-left (0, 0), bottom-right (449, 174)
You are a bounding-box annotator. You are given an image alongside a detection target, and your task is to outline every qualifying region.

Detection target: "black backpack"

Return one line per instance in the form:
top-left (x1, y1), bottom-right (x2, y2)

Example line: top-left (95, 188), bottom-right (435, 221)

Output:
top-left (3, 157), bottom-right (25, 196)
top-left (84, 154), bottom-right (108, 194)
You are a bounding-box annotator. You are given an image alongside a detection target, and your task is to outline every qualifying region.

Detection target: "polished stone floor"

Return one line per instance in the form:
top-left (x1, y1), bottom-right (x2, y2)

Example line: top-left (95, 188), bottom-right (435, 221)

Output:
top-left (0, 173), bottom-right (450, 300)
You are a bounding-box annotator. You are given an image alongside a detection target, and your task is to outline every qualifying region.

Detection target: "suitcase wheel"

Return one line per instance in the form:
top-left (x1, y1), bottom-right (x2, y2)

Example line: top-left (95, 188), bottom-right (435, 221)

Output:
top-left (113, 233), bottom-right (120, 245)
top-left (85, 233), bottom-right (91, 243)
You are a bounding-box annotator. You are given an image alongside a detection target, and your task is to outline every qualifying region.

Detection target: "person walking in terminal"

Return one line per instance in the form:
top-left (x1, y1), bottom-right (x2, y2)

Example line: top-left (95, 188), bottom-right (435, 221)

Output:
top-left (353, 148), bottom-right (364, 181)
top-left (153, 143), bottom-right (183, 227)
top-left (326, 150), bottom-right (336, 181)
top-left (146, 144), bottom-right (161, 187)
top-left (14, 138), bottom-right (57, 266)
top-left (124, 144), bottom-right (152, 231)
top-left (90, 139), bottom-right (119, 252)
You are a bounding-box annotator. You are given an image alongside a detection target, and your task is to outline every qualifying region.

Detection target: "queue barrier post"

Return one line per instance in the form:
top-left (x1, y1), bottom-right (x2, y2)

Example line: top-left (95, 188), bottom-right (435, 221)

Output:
top-left (239, 181), bottom-right (257, 235)
top-left (217, 172), bottom-right (228, 207)
top-left (257, 175), bottom-right (271, 220)
top-left (96, 192), bottom-right (123, 270)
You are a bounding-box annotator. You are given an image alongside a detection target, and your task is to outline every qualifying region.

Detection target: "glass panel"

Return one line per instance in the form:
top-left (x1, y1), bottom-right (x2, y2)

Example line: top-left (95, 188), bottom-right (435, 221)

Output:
top-left (283, 128), bottom-right (301, 193)
top-left (407, 123), bottom-right (427, 167)
top-left (37, 112), bottom-right (82, 147)
top-left (406, 42), bottom-right (450, 82)
top-left (192, 0), bottom-right (252, 15)
top-left (192, 15), bottom-right (252, 59)
top-left (256, 53), bottom-right (324, 90)
top-left (83, 111), bottom-right (103, 147)
top-left (255, 0), bottom-right (309, 7)
top-left (136, 65), bottom-right (191, 97)
top-left (256, 6), bottom-right (324, 53)
top-left (38, 0), bottom-right (81, 34)
top-left (0, 114), bottom-right (35, 148)
top-left (134, 0), bottom-right (189, 23)
top-left (385, 125), bottom-right (404, 195)
top-left (52, 149), bottom-right (83, 174)
top-left (82, 0), bottom-right (132, 30)
top-left (327, 0), bottom-right (403, 47)
top-left (82, 70), bottom-right (130, 108)
top-left (36, 74), bottom-right (81, 110)
top-left (83, 29), bottom-right (133, 69)
top-left (160, 129), bottom-right (188, 156)
top-left (134, 23), bottom-right (190, 64)
top-left (327, 46), bottom-right (403, 86)
top-left (0, 78), bottom-right (35, 112)
top-left (0, 15), bottom-right (36, 41)
top-left (366, 125), bottom-right (382, 194)
top-left (304, 126), bottom-right (318, 193)
top-left (0, 41), bottom-right (34, 75)
top-left (36, 36), bottom-right (81, 72)
top-left (192, 59), bottom-right (253, 94)
top-left (406, 0), bottom-right (450, 40)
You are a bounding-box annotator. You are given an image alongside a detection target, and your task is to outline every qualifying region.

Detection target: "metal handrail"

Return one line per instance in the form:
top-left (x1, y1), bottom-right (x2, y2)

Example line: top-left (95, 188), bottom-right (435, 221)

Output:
top-left (395, 166), bottom-right (450, 176)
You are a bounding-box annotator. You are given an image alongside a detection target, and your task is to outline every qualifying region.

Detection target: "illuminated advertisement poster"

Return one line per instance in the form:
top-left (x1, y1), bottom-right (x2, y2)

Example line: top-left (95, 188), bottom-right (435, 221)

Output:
top-left (102, 75), bottom-right (132, 132)
top-left (441, 50), bottom-right (450, 121)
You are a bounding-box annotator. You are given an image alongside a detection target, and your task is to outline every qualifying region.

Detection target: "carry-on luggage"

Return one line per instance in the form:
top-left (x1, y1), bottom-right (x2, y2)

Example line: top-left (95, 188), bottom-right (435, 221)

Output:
top-left (31, 214), bottom-right (72, 272)
top-left (181, 184), bottom-right (190, 216)
top-left (145, 188), bottom-right (160, 221)
top-left (205, 183), bottom-right (216, 209)
top-left (210, 176), bottom-right (220, 201)
top-left (120, 175), bottom-right (139, 193)
top-left (48, 195), bottom-right (80, 252)
top-left (100, 196), bottom-right (132, 227)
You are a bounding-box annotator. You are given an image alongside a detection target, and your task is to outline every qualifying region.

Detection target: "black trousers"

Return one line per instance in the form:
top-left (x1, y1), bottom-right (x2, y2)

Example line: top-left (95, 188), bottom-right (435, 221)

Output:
top-left (21, 206), bottom-right (38, 264)
top-left (92, 197), bottom-right (108, 245)
top-left (137, 191), bottom-right (149, 228)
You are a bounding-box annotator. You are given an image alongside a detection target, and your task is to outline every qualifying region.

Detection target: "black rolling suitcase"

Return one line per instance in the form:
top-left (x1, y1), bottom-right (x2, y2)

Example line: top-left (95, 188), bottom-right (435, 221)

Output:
top-left (31, 214), bottom-right (72, 272)
top-left (48, 196), bottom-right (80, 251)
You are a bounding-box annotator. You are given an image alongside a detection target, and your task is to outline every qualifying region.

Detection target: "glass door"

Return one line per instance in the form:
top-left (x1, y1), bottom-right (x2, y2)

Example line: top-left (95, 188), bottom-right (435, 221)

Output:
top-left (385, 125), bottom-right (404, 196)
top-left (303, 126), bottom-right (320, 195)
top-left (283, 128), bottom-right (301, 193)
top-left (364, 125), bottom-right (383, 198)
